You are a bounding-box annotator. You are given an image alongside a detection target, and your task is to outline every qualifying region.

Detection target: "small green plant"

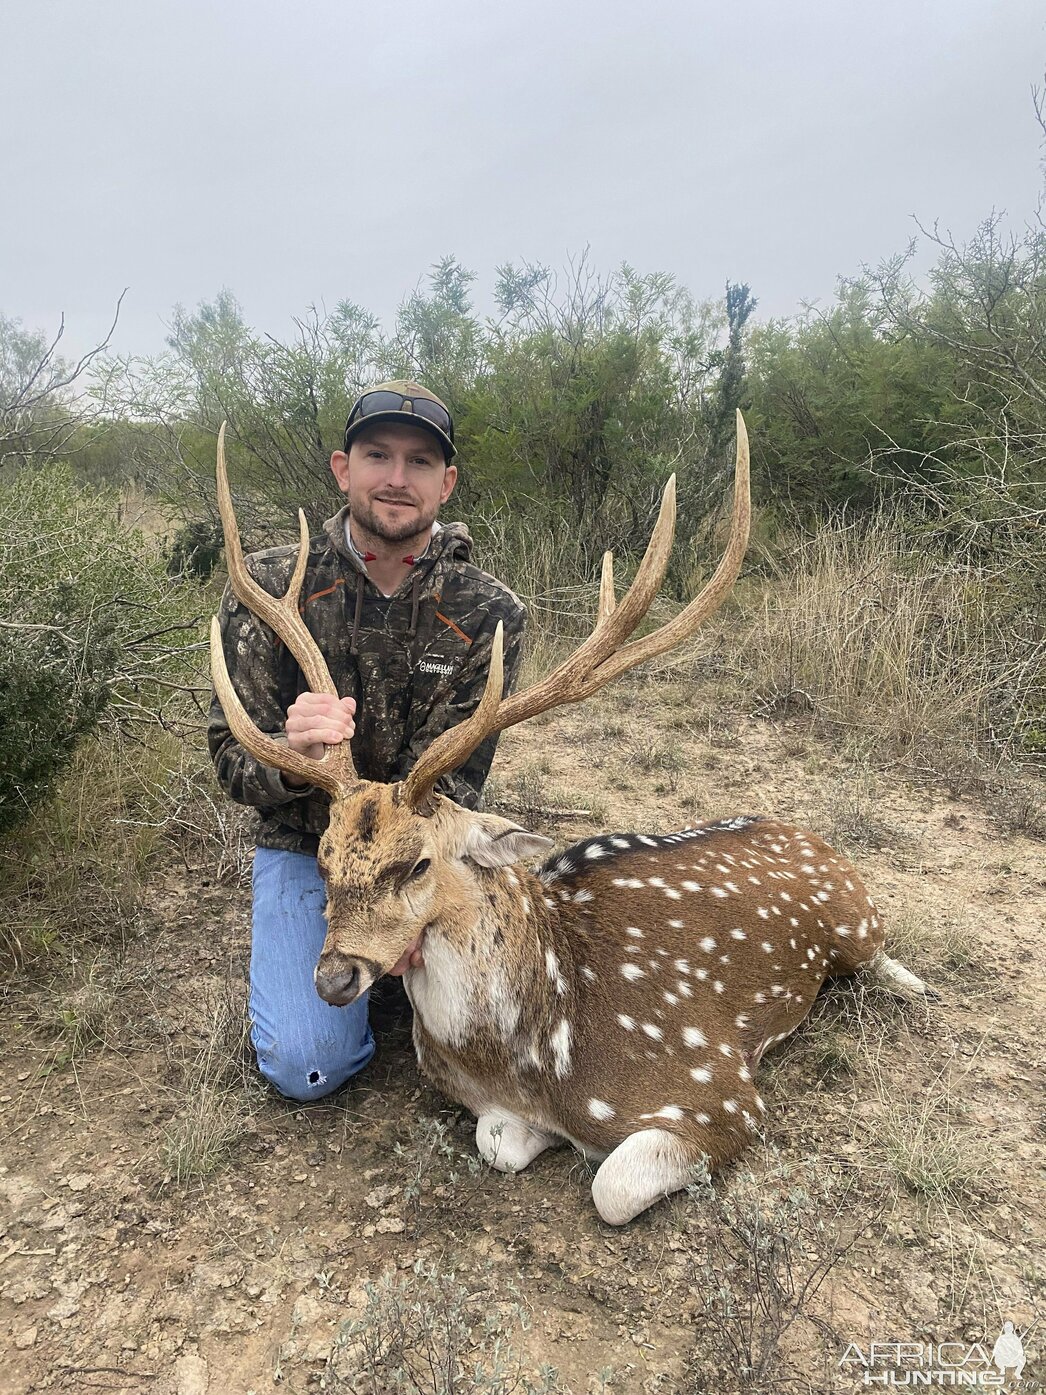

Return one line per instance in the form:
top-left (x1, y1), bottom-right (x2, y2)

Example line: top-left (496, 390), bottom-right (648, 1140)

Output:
top-left (879, 1098), bottom-right (989, 1205)
top-left (393, 1114), bottom-right (484, 1236)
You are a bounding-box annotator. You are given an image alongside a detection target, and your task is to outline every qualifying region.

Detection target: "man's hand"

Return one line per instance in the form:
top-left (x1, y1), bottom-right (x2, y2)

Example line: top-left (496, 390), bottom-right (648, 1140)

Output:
top-left (283, 693), bottom-right (356, 785)
top-left (388, 936), bottom-right (425, 975)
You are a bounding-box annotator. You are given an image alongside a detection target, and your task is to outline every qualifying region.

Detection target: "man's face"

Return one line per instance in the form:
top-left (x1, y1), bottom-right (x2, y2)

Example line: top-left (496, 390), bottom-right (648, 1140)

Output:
top-left (330, 423), bottom-right (457, 544)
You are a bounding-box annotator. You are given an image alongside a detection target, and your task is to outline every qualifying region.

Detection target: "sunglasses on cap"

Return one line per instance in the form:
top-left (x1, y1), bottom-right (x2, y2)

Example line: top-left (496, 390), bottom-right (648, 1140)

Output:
top-left (344, 390), bottom-right (454, 447)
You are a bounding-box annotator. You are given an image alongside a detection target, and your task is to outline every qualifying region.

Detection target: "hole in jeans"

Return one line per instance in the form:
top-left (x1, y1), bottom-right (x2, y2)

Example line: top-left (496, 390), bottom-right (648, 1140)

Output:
top-left (307, 1069), bottom-right (326, 1087)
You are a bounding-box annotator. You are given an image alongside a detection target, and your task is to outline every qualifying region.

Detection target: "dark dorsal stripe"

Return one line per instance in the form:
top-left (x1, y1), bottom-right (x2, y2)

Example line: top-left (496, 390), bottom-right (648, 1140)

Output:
top-left (537, 816), bottom-right (762, 886)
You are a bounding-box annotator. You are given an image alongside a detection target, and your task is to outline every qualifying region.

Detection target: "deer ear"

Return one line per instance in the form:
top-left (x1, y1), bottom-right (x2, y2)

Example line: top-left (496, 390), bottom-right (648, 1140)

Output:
top-left (463, 813), bottom-right (556, 869)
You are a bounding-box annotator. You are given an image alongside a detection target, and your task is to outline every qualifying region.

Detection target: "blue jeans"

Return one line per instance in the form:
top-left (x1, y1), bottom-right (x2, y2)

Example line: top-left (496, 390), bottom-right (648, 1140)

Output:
top-left (249, 846), bottom-right (376, 1101)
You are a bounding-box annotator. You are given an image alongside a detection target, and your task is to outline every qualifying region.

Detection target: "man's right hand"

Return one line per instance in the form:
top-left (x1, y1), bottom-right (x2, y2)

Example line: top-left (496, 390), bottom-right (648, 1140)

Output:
top-left (284, 693), bottom-right (357, 786)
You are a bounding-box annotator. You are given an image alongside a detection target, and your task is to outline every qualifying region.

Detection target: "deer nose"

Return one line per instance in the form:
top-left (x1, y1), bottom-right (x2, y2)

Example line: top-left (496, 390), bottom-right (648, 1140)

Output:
top-left (315, 956), bottom-right (362, 1006)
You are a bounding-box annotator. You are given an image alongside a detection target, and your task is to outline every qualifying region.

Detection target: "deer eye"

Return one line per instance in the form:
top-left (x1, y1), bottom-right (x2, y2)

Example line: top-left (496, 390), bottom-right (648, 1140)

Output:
top-left (410, 858), bottom-right (431, 880)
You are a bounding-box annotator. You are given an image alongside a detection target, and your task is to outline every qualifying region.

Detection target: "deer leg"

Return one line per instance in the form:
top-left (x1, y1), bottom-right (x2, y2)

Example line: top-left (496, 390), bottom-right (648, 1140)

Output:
top-left (476, 1110), bottom-right (559, 1173)
top-left (591, 1127), bottom-right (711, 1226)
top-left (863, 948), bottom-right (940, 1001)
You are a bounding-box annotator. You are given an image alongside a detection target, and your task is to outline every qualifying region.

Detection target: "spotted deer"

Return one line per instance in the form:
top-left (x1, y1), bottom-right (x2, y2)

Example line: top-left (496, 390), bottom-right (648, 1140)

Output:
top-left (210, 413), bottom-right (936, 1225)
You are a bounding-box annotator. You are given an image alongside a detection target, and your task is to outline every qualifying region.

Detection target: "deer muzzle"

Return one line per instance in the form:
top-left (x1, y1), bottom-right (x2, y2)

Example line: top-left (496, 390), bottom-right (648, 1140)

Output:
top-left (314, 952), bottom-right (377, 1007)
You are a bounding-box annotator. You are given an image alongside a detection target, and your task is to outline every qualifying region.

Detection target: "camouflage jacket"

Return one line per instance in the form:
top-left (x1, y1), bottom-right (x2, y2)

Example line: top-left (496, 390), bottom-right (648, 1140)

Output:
top-left (207, 506), bottom-right (527, 855)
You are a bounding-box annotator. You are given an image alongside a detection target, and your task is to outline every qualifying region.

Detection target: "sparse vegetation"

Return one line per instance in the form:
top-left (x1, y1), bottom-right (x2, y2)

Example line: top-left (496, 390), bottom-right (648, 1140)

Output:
top-left (322, 1260), bottom-right (589, 1394)
top-left (159, 984), bottom-right (254, 1184)
top-left (684, 1153), bottom-right (868, 1393)
top-left (878, 1097), bottom-right (991, 1207)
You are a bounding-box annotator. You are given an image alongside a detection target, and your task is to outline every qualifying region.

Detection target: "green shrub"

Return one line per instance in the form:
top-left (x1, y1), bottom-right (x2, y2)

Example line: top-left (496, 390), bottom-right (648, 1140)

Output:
top-left (0, 463), bottom-right (207, 837)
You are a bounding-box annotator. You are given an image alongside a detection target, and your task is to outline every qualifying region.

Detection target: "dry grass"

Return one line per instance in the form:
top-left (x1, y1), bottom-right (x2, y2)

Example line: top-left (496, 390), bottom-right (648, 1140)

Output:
top-left (877, 1095), bottom-right (991, 1207)
top-left (496, 504), bottom-right (1041, 806)
top-left (0, 727), bottom-right (186, 968)
top-left (730, 511), bottom-right (1041, 761)
top-left (159, 982), bottom-right (255, 1185)
top-left (885, 905), bottom-right (981, 976)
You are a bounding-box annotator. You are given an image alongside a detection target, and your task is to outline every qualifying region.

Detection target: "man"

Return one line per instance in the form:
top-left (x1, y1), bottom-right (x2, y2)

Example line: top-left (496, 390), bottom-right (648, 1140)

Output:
top-left (208, 381), bottom-right (527, 1101)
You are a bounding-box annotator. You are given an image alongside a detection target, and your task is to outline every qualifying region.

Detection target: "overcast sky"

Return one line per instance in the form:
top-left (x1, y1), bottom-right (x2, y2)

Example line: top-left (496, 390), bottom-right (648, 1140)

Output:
top-left (2, 0), bottom-right (1043, 362)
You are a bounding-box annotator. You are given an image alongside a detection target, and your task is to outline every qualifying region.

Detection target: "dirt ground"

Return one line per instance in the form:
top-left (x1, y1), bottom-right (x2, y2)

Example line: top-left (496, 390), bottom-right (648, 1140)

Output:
top-left (1, 680), bottom-right (1043, 1394)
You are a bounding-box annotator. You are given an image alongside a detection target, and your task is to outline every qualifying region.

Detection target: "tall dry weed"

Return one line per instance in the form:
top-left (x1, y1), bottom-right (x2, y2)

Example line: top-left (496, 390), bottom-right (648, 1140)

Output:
top-left (726, 511), bottom-right (1041, 763)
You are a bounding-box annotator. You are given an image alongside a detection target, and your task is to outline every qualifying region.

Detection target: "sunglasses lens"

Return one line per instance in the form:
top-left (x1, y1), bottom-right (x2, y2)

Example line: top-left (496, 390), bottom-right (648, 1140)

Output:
top-left (351, 391), bottom-right (452, 436)
top-left (407, 398), bottom-right (453, 437)
top-left (356, 390), bottom-right (409, 418)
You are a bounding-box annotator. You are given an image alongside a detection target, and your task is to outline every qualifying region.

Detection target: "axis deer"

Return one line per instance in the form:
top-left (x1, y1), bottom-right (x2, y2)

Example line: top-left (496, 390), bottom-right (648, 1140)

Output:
top-left (210, 413), bottom-right (936, 1225)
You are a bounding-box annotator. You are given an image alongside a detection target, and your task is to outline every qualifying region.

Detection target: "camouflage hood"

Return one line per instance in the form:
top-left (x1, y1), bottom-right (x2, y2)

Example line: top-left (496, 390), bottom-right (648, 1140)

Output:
top-left (208, 507), bottom-right (527, 856)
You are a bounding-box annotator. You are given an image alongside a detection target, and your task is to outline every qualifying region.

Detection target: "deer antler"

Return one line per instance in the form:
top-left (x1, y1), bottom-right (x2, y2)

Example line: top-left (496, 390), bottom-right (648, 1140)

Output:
top-left (208, 422), bottom-right (358, 798)
top-left (402, 410), bottom-right (752, 813)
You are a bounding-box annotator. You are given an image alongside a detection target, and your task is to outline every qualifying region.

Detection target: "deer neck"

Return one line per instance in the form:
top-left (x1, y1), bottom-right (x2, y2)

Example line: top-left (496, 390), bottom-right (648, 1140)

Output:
top-left (404, 862), bottom-right (579, 1064)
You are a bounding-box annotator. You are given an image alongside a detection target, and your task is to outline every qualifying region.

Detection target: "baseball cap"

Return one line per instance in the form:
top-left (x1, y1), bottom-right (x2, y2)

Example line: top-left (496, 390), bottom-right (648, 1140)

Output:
top-left (343, 380), bottom-right (456, 461)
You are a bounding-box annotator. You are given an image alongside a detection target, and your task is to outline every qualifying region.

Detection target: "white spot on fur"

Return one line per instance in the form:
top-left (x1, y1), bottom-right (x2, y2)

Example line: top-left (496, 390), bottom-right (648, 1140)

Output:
top-left (621, 963), bottom-right (645, 981)
top-left (683, 1026), bottom-right (708, 1048)
top-left (617, 1014), bottom-right (635, 1030)
top-left (690, 1066), bottom-right (712, 1083)
top-left (588, 1098), bottom-right (615, 1121)
top-left (551, 1019), bottom-right (572, 1078)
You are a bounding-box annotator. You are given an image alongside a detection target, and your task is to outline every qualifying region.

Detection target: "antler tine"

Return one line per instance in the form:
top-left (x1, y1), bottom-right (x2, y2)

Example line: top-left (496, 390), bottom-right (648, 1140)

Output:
top-left (597, 551), bottom-right (616, 624)
top-left (554, 475), bottom-right (676, 673)
top-left (591, 409), bottom-right (751, 684)
top-left (210, 619), bottom-right (346, 796)
top-left (212, 422), bottom-right (358, 792)
top-left (398, 414), bottom-right (752, 811)
top-left (402, 624), bottom-right (505, 812)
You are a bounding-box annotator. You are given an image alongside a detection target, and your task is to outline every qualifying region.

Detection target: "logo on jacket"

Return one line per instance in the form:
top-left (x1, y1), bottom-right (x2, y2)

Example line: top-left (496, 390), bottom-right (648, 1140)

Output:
top-left (418, 660), bottom-right (456, 678)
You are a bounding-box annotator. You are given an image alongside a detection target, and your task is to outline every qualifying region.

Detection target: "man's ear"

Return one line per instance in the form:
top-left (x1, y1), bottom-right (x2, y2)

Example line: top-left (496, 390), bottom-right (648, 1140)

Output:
top-left (462, 812), bottom-right (555, 868)
top-left (440, 462), bottom-right (458, 505)
top-left (331, 450), bottom-right (350, 493)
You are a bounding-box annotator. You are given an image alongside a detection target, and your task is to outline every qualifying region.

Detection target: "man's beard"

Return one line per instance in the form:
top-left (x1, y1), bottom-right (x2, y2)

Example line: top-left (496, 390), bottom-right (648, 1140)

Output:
top-left (351, 495), bottom-right (439, 545)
